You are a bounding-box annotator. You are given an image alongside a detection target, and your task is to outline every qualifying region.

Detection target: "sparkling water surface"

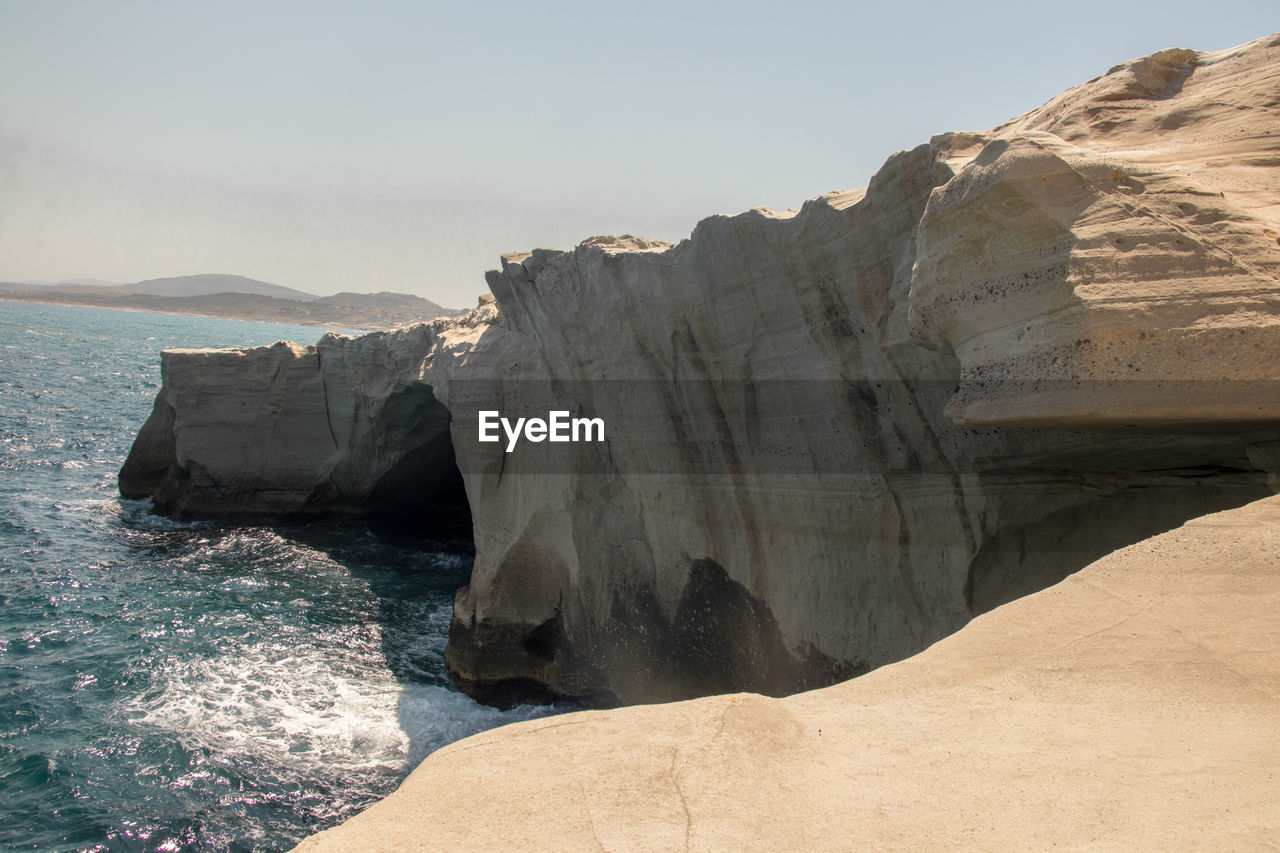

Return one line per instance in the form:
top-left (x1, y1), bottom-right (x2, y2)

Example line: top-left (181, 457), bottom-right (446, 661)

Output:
top-left (0, 302), bottom-right (552, 851)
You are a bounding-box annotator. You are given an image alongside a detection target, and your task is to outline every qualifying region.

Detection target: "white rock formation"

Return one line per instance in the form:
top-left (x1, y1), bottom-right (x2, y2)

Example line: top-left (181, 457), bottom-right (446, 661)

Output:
top-left (438, 35), bottom-right (1280, 705)
top-left (120, 34), bottom-right (1280, 707)
top-left (119, 326), bottom-right (463, 523)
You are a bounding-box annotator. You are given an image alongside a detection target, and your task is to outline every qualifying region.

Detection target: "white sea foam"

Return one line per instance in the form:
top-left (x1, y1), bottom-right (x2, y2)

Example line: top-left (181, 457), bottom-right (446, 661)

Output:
top-left (396, 686), bottom-right (553, 766)
top-left (115, 498), bottom-right (206, 531)
top-left (126, 625), bottom-right (556, 776)
top-left (128, 629), bottom-right (417, 775)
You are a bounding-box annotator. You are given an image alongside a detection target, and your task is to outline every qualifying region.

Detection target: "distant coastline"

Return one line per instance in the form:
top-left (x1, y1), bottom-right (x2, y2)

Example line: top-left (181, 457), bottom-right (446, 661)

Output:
top-left (0, 286), bottom-right (464, 331)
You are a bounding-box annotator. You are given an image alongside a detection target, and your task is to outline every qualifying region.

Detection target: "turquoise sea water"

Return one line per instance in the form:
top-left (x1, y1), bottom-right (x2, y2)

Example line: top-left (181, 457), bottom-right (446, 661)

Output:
top-left (0, 302), bottom-right (550, 851)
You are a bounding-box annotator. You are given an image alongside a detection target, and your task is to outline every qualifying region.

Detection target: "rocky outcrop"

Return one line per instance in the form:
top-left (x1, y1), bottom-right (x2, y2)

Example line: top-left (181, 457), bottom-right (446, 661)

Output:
top-left (119, 326), bottom-right (465, 524)
top-left (121, 34), bottom-right (1280, 707)
top-left (294, 494), bottom-right (1280, 850)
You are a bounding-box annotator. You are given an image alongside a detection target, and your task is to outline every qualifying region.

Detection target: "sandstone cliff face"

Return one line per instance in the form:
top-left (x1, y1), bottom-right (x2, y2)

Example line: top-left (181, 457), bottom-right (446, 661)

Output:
top-left (120, 34), bottom-right (1280, 707)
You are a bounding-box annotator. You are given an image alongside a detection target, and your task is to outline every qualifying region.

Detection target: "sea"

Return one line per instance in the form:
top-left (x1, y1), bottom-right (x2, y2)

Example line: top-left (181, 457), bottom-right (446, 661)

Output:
top-left (0, 301), bottom-right (554, 852)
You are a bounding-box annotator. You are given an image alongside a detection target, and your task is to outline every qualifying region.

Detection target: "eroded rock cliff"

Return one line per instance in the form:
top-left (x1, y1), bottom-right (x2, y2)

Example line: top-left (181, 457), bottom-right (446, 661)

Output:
top-left (120, 33), bottom-right (1280, 707)
top-left (119, 326), bottom-right (465, 525)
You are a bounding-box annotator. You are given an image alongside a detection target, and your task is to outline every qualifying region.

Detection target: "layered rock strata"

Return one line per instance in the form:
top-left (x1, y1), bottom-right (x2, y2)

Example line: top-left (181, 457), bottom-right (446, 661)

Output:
top-left (121, 34), bottom-right (1280, 706)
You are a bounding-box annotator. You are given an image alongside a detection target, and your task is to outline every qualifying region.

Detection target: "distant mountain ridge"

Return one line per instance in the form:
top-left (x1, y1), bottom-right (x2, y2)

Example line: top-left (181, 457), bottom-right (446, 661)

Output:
top-left (123, 274), bottom-right (319, 301)
top-left (0, 274), bottom-right (463, 329)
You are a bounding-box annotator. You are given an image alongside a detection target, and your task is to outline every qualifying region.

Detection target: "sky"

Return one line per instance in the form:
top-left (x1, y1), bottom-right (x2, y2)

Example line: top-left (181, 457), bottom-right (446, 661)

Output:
top-left (0, 2), bottom-right (1275, 308)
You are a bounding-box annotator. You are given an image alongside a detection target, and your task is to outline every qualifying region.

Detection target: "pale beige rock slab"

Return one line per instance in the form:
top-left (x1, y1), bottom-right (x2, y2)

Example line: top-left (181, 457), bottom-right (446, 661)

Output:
top-left (910, 33), bottom-right (1280, 426)
top-left (296, 494), bottom-right (1280, 851)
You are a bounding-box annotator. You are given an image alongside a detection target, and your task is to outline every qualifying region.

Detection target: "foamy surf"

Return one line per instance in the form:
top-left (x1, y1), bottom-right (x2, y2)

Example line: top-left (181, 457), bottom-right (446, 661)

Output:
top-left (129, 637), bottom-right (553, 775)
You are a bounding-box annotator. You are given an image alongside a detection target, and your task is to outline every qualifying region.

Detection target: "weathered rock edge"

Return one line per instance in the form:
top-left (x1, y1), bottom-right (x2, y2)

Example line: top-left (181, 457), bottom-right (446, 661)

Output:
top-left (120, 34), bottom-right (1280, 707)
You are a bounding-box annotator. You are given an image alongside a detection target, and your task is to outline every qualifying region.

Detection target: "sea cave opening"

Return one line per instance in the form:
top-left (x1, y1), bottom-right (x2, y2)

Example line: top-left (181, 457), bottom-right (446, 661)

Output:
top-left (363, 384), bottom-right (475, 547)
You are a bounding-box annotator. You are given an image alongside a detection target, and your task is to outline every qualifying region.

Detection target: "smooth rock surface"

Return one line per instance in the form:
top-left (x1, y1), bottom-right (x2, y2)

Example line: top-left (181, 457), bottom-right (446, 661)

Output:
top-left (295, 494), bottom-right (1280, 851)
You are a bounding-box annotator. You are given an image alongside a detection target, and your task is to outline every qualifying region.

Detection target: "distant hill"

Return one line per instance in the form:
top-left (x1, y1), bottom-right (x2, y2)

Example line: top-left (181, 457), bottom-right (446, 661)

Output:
top-left (124, 274), bottom-right (319, 301)
top-left (0, 275), bottom-right (465, 329)
top-left (316, 291), bottom-right (454, 317)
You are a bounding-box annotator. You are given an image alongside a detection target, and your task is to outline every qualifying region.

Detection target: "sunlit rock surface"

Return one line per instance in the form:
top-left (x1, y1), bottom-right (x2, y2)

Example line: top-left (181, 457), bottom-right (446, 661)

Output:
top-left (121, 35), bottom-right (1280, 709)
top-left (440, 34), bottom-right (1280, 705)
top-left (911, 35), bottom-right (1280, 425)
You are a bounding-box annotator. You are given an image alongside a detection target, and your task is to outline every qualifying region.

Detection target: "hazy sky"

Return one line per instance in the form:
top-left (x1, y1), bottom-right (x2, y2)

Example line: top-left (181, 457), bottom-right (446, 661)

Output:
top-left (1, 2), bottom-right (1275, 307)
